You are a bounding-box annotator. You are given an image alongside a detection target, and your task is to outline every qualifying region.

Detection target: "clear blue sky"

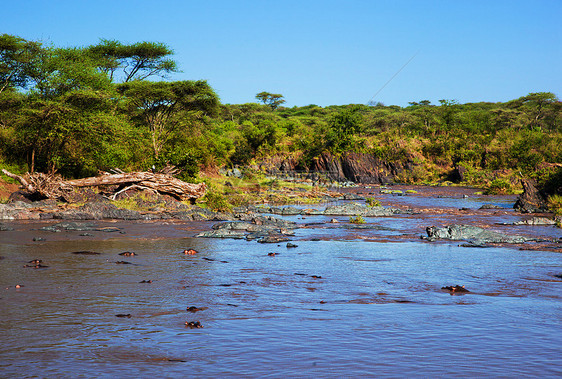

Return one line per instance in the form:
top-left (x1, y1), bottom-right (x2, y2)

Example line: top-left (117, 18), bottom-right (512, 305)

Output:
top-left (4, 0), bottom-right (561, 107)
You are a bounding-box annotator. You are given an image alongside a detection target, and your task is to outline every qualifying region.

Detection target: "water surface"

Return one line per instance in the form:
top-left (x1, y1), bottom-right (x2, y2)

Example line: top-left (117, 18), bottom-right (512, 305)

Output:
top-left (1, 192), bottom-right (561, 377)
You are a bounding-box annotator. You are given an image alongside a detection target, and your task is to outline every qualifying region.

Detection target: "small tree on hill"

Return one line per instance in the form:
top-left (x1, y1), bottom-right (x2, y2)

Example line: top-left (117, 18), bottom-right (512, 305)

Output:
top-left (255, 91), bottom-right (285, 110)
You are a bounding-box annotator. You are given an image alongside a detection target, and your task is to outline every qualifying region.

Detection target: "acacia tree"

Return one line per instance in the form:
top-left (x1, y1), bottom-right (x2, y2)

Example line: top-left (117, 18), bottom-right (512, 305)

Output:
top-left (118, 80), bottom-right (219, 158)
top-left (508, 92), bottom-right (559, 130)
top-left (87, 39), bottom-right (177, 83)
top-left (255, 91), bottom-right (285, 110)
top-left (0, 34), bottom-right (42, 94)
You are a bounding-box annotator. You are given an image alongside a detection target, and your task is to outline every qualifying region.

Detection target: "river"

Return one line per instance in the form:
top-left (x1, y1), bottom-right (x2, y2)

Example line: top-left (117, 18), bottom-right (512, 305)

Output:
top-left (1, 186), bottom-right (561, 377)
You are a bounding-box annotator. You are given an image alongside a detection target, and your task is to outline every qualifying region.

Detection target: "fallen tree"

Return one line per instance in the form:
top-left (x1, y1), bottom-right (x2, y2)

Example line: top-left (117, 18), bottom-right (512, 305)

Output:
top-left (1, 169), bottom-right (207, 202)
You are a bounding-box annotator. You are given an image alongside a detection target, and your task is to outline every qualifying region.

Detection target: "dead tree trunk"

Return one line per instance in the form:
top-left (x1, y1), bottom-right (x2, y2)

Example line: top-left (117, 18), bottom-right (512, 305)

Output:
top-left (1, 169), bottom-right (207, 202)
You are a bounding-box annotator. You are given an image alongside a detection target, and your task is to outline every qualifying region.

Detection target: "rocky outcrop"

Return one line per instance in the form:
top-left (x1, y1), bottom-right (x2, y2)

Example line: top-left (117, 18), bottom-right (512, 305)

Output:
top-left (322, 203), bottom-right (412, 216)
top-left (0, 197), bottom-right (238, 221)
top-left (260, 152), bottom-right (416, 184)
top-left (234, 203), bottom-right (413, 217)
top-left (448, 165), bottom-right (468, 183)
top-left (40, 222), bottom-right (123, 233)
top-left (310, 152), bottom-right (413, 184)
top-left (0, 200), bottom-right (58, 220)
top-left (52, 202), bottom-right (143, 220)
top-left (506, 217), bottom-right (556, 226)
top-left (514, 179), bottom-right (549, 213)
top-left (425, 224), bottom-right (548, 245)
top-left (197, 215), bottom-right (296, 242)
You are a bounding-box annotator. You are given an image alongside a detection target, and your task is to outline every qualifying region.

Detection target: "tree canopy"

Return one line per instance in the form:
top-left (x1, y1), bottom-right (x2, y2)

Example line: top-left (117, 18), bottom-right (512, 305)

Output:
top-left (0, 34), bottom-right (42, 94)
top-left (117, 80), bottom-right (219, 158)
top-left (255, 91), bottom-right (285, 110)
top-left (87, 39), bottom-right (177, 83)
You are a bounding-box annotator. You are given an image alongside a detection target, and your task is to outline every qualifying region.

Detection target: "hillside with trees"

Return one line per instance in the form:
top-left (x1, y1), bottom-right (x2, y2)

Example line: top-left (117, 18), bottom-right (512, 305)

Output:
top-left (1, 34), bottom-right (561, 208)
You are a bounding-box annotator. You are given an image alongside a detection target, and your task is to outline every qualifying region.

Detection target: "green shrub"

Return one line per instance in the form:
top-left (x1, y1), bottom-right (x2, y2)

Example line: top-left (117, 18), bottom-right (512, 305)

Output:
top-left (484, 179), bottom-right (514, 195)
top-left (203, 191), bottom-right (232, 212)
top-left (547, 195), bottom-right (562, 216)
top-left (365, 197), bottom-right (381, 207)
top-left (349, 215), bottom-right (365, 224)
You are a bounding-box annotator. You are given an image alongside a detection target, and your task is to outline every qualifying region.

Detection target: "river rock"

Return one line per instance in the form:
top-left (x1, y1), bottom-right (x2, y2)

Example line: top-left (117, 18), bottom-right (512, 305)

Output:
top-left (511, 217), bottom-right (556, 226)
top-left (323, 203), bottom-right (411, 216)
top-left (0, 201), bottom-right (42, 220)
top-left (41, 222), bottom-right (96, 232)
top-left (251, 215), bottom-right (297, 229)
top-left (198, 214), bottom-right (296, 240)
top-left (0, 224), bottom-right (14, 231)
top-left (40, 222), bottom-right (123, 233)
top-left (425, 224), bottom-right (544, 244)
top-left (52, 202), bottom-right (142, 220)
top-left (342, 193), bottom-right (366, 201)
top-left (257, 235), bottom-right (290, 244)
top-left (270, 206), bottom-right (302, 215)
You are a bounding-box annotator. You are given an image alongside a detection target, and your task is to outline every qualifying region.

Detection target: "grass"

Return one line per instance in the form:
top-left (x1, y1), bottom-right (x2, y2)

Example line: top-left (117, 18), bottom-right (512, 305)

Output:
top-left (111, 197), bottom-right (144, 211)
top-left (111, 192), bottom-right (168, 212)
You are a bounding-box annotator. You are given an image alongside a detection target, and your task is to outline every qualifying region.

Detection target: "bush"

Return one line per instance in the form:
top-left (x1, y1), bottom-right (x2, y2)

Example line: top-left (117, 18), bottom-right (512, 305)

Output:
top-left (154, 149), bottom-right (200, 182)
top-left (484, 179), bottom-right (514, 195)
top-left (202, 191), bottom-right (232, 212)
top-left (365, 197), bottom-right (381, 207)
top-left (547, 195), bottom-right (562, 215)
top-left (349, 215), bottom-right (365, 224)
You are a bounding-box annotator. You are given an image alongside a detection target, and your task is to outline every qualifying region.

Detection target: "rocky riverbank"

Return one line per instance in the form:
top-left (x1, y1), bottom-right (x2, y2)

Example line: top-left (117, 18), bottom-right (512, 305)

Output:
top-left (1, 182), bottom-right (560, 251)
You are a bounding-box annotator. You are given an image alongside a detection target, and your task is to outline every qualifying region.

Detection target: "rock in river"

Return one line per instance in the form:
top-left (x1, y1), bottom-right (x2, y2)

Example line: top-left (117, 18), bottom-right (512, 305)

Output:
top-left (425, 224), bottom-right (548, 245)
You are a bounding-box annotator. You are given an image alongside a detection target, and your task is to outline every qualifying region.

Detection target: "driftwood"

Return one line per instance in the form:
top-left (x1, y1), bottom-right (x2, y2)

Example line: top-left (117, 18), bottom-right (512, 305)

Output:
top-left (1, 169), bottom-right (207, 202)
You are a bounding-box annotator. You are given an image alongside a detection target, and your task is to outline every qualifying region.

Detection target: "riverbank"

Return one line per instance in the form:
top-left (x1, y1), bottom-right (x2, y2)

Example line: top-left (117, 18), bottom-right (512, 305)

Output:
top-left (1, 183), bottom-right (560, 250)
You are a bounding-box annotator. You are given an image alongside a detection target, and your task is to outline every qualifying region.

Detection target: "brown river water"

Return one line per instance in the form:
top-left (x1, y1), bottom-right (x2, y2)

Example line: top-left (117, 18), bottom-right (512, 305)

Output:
top-left (1, 186), bottom-right (561, 377)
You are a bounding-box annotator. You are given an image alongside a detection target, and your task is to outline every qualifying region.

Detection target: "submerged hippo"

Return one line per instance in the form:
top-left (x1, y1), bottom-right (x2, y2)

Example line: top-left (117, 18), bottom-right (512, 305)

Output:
top-left (185, 321), bottom-right (203, 328)
top-left (119, 252), bottom-right (136, 256)
top-left (187, 306), bottom-right (205, 312)
top-left (24, 260), bottom-right (48, 268)
top-left (442, 285), bottom-right (470, 293)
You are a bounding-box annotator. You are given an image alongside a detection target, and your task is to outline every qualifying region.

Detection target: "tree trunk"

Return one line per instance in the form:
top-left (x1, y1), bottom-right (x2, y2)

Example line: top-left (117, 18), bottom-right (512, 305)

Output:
top-left (1, 169), bottom-right (207, 202)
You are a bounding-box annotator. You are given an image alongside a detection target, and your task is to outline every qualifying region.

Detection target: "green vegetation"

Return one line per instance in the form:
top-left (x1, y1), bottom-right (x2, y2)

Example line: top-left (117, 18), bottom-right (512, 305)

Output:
top-left (365, 197), bottom-right (381, 207)
top-left (349, 215), bottom-right (366, 224)
top-left (255, 92), bottom-right (285, 110)
top-left (201, 190), bottom-right (232, 213)
top-left (1, 34), bottom-right (561, 207)
top-left (547, 195), bottom-right (562, 216)
top-left (484, 179), bottom-right (516, 195)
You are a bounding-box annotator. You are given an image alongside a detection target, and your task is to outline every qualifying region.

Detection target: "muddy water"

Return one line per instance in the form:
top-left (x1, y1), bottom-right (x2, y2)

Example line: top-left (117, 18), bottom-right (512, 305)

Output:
top-left (1, 188), bottom-right (561, 377)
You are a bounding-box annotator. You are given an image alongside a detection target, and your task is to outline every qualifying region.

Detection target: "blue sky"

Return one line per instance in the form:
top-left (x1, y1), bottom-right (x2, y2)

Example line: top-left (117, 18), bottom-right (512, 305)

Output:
top-left (4, 0), bottom-right (561, 107)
